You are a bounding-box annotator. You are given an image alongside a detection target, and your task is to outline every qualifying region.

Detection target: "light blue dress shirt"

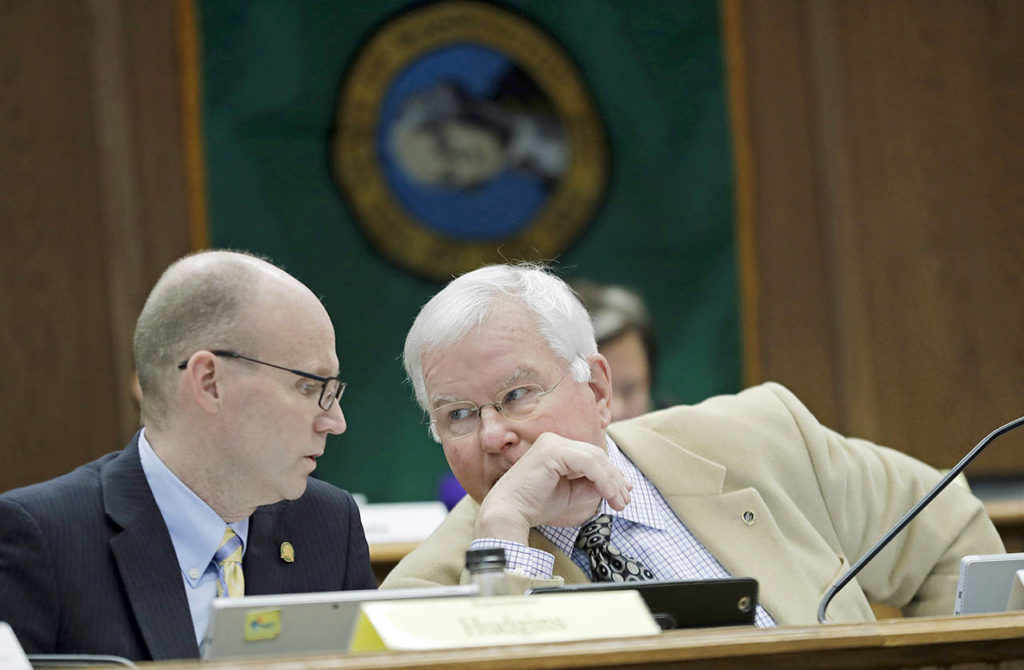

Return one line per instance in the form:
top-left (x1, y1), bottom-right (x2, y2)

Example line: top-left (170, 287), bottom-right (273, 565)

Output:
top-left (138, 429), bottom-right (249, 645)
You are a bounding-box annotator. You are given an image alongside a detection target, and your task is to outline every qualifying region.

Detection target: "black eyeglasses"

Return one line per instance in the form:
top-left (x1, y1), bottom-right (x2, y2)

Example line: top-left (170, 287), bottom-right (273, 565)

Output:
top-left (177, 350), bottom-right (346, 411)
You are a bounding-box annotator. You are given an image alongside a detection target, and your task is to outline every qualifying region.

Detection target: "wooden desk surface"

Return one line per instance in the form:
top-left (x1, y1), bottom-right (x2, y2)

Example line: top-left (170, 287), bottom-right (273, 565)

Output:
top-left (156, 612), bottom-right (1024, 670)
top-left (368, 542), bottom-right (421, 564)
top-left (984, 498), bottom-right (1024, 525)
top-left (984, 499), bottom-right (1024, 553)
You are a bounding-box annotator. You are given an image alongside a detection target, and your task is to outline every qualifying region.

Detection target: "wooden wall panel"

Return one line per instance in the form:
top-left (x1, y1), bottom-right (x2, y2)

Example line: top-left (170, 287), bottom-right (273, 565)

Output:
top-left (0, 1), bottom-right (191, 492)
top-left (724, 1), bottom-right (843, 430)
top-left (726, 0), bottom-right (1024, 474)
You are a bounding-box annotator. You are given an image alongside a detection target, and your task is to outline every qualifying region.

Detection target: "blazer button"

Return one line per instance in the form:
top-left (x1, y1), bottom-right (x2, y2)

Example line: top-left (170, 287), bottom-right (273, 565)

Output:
top-left (742, 510), bottom-right (756, 526)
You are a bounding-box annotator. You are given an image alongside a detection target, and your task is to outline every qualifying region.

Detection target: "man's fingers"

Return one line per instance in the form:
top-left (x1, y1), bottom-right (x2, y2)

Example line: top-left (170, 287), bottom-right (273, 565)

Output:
top-left (536, 434), bottom-right (630, 508)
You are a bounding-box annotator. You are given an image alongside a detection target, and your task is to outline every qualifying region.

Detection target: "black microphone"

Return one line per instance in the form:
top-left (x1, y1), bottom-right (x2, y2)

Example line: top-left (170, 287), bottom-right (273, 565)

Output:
top-left (817, 415), bottom-right (1024, 623)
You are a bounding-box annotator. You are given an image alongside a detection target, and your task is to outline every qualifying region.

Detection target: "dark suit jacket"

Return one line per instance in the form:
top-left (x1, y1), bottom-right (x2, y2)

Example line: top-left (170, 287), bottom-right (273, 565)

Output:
top-left (0, 432), bottom-right (376, 661)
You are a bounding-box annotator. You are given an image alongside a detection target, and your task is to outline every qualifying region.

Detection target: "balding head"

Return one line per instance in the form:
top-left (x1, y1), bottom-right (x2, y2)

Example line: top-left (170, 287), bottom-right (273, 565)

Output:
top-left (133, 250), bottom-right (304, 427)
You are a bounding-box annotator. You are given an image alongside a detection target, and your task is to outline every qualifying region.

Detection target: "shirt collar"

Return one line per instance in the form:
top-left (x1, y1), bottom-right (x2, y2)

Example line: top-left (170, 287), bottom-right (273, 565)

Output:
top-left (599, 434), bottom-right (667, 530)
top-left (138, 429), bottom-right (249, 586)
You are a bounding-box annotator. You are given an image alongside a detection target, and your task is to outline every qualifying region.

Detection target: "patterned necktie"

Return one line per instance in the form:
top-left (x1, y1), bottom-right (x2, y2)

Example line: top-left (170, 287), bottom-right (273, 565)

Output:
top-left (575, 514), bottom-right (655, 582)
top-left (214, 527), bottom-right (245, 598)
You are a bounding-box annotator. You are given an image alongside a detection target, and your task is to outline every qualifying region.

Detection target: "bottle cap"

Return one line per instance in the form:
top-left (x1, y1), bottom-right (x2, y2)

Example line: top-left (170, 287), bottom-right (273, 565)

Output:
top-left (465, 547), bottom-right (506, 571)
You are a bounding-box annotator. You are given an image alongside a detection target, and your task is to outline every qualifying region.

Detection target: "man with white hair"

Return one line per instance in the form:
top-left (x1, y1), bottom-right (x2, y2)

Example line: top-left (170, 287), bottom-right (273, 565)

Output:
top-left (0, 250), bottom-right (375, 660)
top-left (382, 263), bottom-right (1002, 625)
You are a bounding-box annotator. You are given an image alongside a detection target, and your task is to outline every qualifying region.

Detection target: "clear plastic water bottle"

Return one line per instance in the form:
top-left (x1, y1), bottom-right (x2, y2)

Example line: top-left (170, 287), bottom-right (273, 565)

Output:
top-left (465, 547), bottom-right (509, 596)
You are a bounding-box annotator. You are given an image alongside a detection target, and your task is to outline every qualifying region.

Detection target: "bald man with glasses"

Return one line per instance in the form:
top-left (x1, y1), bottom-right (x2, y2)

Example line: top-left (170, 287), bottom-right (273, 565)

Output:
top-left (0, 250), bottom-right (375, 661)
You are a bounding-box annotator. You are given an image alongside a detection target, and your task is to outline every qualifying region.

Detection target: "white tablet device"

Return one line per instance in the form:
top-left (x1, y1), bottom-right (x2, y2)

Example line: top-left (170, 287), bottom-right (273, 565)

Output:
top-left (201, 584), bottom-right (477, 660)
top-left (953, 552), bottom-right (1024, 615)
top-left (1006, 569), bottom-right (1024, 612)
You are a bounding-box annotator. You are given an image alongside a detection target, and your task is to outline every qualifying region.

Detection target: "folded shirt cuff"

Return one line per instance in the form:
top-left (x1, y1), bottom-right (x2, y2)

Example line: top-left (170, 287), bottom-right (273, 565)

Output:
top-left (469, 538), bottom-right (556, 579)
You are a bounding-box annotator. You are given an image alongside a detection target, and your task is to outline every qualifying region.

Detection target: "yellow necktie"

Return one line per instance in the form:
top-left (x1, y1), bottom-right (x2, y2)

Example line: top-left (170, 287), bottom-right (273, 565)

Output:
top-left (214, 527), bottom-right (245, 598)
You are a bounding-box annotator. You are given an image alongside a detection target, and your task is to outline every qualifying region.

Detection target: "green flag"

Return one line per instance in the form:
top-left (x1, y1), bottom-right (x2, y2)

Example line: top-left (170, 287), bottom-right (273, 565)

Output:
top-left (198, 0), bottom-right (738, 502)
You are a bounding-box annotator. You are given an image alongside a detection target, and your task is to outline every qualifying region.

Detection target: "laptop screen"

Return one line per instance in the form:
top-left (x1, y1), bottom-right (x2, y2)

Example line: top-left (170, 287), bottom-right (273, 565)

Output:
top-left (201, 584), bottom-right (477, 660)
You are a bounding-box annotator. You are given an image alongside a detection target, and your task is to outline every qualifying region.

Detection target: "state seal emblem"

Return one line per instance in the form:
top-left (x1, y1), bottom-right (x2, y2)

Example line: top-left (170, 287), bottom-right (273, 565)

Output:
top-left (330, 0), bottom-right (609, 281)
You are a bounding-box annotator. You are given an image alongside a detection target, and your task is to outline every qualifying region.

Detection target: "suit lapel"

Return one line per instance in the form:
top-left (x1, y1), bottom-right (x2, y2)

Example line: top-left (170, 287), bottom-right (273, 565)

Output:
top-left (102, 437), bottom-right (199, 660)
top-left (243, 504), bottom-right (287, 595)
top-left (608, 422), bottom-right (861, 625)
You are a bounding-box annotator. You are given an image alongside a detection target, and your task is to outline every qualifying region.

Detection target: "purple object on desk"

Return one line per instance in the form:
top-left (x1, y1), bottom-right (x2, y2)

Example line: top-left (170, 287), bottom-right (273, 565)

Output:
top-left (438, 473), bottom-right (466, 510)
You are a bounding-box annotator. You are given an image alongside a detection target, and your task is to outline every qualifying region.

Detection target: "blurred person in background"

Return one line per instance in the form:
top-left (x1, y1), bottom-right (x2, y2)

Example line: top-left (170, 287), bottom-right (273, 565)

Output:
top-left (569, 279), bottom-right (658, 421)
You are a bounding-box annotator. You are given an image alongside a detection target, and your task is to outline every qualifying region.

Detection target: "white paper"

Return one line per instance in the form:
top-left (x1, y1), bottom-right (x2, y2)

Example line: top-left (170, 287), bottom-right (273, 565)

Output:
top-left (357, 501), bottom-right (448, 544)
top-left (0, 622), bottom-right (31, 670)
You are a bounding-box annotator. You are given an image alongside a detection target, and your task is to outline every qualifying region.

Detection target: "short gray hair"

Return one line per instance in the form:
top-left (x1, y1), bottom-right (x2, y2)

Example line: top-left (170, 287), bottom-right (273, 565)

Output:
top-left (403, 263), bottom-right (597, 418)
top-left (133, 250), bottom-right (271, 427)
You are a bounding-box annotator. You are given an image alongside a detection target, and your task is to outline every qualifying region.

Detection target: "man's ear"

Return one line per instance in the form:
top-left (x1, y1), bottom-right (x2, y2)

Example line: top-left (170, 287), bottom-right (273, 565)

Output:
top-left (586, 353), bottom-right (613, 429)
top-left (181, 351), bottom-right (222, 414)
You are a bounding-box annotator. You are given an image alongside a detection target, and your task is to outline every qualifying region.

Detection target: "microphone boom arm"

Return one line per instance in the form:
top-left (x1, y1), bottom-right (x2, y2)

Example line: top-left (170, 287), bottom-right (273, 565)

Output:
top-left (817, 415), bottom-right (1024, 623)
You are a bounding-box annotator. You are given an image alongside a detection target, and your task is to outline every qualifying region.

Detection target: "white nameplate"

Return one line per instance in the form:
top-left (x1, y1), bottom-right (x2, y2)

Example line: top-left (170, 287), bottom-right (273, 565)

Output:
top-left (350, 591), bottom-right (660, 651)
top-left (0, 623), bottom-right (31, 670)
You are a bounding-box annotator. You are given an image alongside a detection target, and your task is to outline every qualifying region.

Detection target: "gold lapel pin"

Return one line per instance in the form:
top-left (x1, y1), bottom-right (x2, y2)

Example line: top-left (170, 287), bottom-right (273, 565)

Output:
top-left (280, 542), bottom-right (295, 563)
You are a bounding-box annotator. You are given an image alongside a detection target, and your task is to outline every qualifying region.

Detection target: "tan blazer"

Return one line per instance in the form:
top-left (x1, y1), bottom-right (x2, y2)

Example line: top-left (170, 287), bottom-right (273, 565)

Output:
top-left (382, 382), bottom-right (1003, 624)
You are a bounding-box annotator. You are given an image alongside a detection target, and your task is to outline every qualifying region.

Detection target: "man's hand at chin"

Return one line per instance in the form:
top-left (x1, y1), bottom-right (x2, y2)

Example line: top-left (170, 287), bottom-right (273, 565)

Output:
top-left (472, 432), bottom-right (632, 545)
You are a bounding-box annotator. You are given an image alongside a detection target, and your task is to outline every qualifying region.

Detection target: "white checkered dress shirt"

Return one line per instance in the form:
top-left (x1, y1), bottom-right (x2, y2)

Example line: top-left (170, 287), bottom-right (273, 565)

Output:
top-left (471, 436), bottom-right (775, 628)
